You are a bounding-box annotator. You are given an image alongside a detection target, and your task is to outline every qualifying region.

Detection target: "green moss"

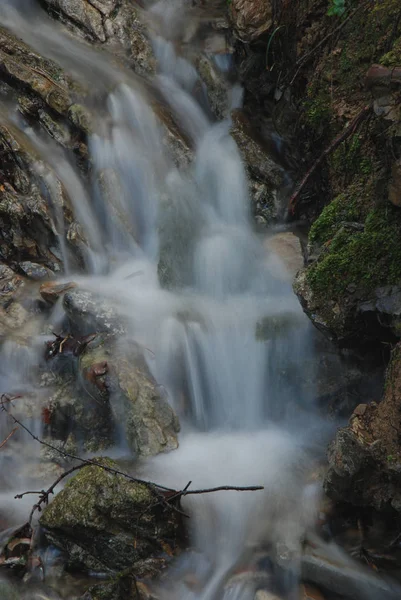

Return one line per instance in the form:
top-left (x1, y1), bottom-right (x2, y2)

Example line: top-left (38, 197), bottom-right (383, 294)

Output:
top-left (308, 205), bottom-right (401, 297)
top-left (303, 89), bottom-right (332, 130)
top-left (380, 37), bottom-right (401, 67)
top-left (41, 457), bottom-right (154, 532)
top-left (308, 191), bottom-right (363, 245)
top-left (330, 134), bottom-right (373, 179)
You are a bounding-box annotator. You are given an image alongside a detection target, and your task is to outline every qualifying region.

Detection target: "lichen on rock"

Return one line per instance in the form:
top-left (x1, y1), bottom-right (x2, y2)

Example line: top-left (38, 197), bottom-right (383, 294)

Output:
top-left (40, 458), bottom-right (183, 573)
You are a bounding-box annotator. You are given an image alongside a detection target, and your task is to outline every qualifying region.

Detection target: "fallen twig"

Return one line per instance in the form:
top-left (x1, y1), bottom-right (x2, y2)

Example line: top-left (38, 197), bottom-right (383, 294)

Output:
top-left (0, 426), bottom-right (18, 449)
top-left (288, 104), bottom-right (372, 215)
top-left (1, 394), bottom-right (264, 524)
top-left (15, 464), bottom-right (85, 525)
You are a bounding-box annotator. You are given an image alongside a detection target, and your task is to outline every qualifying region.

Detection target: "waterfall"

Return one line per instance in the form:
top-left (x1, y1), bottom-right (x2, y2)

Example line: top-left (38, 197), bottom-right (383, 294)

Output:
top-left (0, 1), bottom-right (398, 599)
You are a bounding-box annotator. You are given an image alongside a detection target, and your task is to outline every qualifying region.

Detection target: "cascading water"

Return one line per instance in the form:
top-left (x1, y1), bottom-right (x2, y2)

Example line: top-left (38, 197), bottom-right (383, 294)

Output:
top-left (0, 2), bottom-right (400, 599)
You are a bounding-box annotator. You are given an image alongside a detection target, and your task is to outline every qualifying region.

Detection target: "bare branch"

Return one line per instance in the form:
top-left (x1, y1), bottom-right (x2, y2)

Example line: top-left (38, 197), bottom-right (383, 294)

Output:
top-left (0, 425), bottom-right (18, 449)
top-left (1, 394), bottom-right (264, 525)
top-left (288, 104), bottom-right (372, 215)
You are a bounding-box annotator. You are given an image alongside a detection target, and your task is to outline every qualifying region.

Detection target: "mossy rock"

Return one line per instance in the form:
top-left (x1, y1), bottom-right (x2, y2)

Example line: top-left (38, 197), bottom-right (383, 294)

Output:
top-left (295, 189), bottom-right (401, 346)
top-left (40, 458), bottom-right (183, 573)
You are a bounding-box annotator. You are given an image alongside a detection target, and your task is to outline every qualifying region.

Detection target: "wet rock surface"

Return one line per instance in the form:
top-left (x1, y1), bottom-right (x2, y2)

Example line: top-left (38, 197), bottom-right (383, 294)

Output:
top-left (42, 298), bottom-right (180, 458)
top-left (0, 263), bottom-right (29, 338)
top-left (301, 544), bottom-right (400, 600)
top-left (63, 288), bottom-right (126, 336)
top-left (325, 342), bottom-right (401, 512)
top-left (40, 458), bottom-right (183, 573)
top-left (41, 0), bottom-right (155, 75)
top-left (231, 110), bottom-right (285, 221)
top-left (78, 334), bottom-right (180, 456)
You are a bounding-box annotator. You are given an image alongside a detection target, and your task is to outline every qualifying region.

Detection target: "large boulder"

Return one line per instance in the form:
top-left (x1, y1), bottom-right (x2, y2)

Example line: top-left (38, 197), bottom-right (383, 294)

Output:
top-left (43, 290), bottom-right (180, 457)
top-left (78, 333), bottom-right (180, 457)
top-left (40, 458), bottom-right (183, 573)
top-left (294, 195), bottom-right (401, 348)
top-left (229, 0), bottom-right (273, 42)
top-left (324, 342), bottom-right (401, 511)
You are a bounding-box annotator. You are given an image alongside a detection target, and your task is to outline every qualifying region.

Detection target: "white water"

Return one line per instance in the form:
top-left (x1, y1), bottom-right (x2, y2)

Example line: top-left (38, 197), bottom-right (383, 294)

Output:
top-left (0, 2), bottom-right (398, 599)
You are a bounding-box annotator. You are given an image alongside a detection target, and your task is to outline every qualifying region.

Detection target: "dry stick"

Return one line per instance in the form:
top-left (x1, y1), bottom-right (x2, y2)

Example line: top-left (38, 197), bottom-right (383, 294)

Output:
top-left (288, 104), bottom-right (372, 215)
top-left (1, 395), bottom-right (264, 522)
top-left (0, 426), bottom-right (18, 449)
top-left (1, 394), bottom-right (176, 492)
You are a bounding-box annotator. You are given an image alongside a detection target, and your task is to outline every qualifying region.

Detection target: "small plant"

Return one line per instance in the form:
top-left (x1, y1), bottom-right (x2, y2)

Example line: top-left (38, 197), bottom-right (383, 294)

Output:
top-left (327, 0), bottom-right (346, 17)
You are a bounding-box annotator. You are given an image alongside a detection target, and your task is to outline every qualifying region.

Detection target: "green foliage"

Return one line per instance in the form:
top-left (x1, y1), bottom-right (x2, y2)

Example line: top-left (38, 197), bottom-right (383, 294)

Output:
top-left (327, 0), bottom-right (346, 17)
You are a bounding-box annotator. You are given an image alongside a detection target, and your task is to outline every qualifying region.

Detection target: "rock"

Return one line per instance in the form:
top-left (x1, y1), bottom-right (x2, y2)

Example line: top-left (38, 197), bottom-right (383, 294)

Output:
top-left (80, 579), bottom-right (132, 600)
top-left (44, 290), bottom-right (180, 457)
top-left (324, 342), bottom-right (401, 511)
top-left (225, 570), bottom-right (271, 593)
top-left (63, 289), bottom-right (126, 336)
top-left (43, 0), bottom-right (107, 42)
top-left (41, 0), bottom-right (155, 76)
top-left (294, 266), bottom-right (401, 348)
top-left (40, 281), bottom-right (77, 306)
top-left (231, 110), bottom-right (284, 188)
top-left (230, 0), bottom-right (273, 42)
top-left (357, 285), bottom-right (401, 341)
top-left (0, 263), bottom-right (31, 337)
top-left (264, 232), bottom-right (304, 277)
top-left (78, 336), bottom-right (180, 456)
top-left (0, 111), bottom-right (86, 275)
top-left (251, 181), bottom-right (277, 224)
top-left (40, 374), bottom-right (115, 456)
top-left (19, 261), bottom-right (51, 281)
top-left (365, 64), bottom-right (401, 123)
top-left (40, 458), bottom-right (183, 573)
top-left (230, 110), bottom-right (284, 222)
top-left (301, 544), bottom-right (400, 599)
top-left (80, 572), bottom-right (157, 600)
top-left (254, 590), bottom-right (282, 600)
top-left (0, 27), bottom-right (73, 116)
top-left (300, 583), bottom-right (325, 600)
top-left (196, 54), bottom-right (230, 119)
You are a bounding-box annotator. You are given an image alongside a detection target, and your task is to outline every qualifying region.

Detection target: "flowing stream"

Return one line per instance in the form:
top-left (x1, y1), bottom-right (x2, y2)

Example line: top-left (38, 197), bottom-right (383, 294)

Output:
top-left (0, 1), bottom-right (400, 599)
